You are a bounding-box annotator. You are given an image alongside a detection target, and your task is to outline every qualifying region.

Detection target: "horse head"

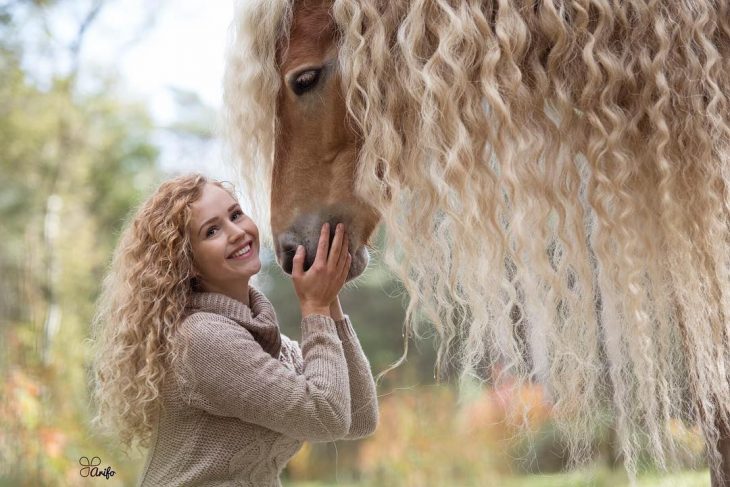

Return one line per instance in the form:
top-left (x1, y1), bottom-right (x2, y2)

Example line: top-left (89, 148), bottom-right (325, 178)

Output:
top-left (269, 0), bottom-right (377, 278)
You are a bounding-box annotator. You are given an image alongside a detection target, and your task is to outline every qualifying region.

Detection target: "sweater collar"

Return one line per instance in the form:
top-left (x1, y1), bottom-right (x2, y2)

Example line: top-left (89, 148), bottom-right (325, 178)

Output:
top-left (186, 286), bottom-right (281, 359)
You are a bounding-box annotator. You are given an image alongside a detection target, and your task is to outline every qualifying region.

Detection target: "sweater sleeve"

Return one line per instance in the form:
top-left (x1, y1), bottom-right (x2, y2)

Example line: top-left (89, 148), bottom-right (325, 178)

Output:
top-left (279, 334), bottom-right (304, 374)
top-left (332, 315), bottom-right (379, 439)
top-left (174, 312), bottom-right (351, 442)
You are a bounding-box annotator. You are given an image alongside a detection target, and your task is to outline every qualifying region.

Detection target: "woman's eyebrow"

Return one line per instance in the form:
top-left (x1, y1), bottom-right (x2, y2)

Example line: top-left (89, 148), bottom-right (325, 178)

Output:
top-left (197, 204), bottom-right (240, 236)
top-left (198, 216), bottom-right (220, 236)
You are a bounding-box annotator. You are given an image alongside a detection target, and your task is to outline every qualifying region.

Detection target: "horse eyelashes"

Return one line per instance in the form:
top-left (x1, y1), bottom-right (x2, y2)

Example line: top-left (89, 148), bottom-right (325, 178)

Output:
top-left (292, 69), bottom-right (321, 95)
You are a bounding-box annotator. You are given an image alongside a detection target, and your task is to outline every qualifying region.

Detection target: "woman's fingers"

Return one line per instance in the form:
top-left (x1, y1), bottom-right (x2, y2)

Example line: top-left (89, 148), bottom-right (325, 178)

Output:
top-left (292, 245), bottom-right (305, 278)
top-left (337, 234), bottom-right (351, 283)
top-left (302, 222), bottom-right (350, 283)
top-left (337, 234), bottom-right (349, 270)
top-left (292, 224), bottom-right (351, 307)
top-left (337, 252), bottom-right (352, 284)
top-left (328, 223), bottom-right (344, 270)
top-left (313, 223), bottom-right (330, 268)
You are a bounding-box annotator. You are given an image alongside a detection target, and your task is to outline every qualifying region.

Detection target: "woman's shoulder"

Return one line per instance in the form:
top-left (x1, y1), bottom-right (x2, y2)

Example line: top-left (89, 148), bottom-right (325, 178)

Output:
top-left (179, 310), bottom-right (251, 340)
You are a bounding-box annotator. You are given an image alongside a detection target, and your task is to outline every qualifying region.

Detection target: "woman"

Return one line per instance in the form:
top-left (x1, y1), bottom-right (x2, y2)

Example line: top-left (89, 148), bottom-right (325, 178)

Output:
top-left (90, 173), bottom-right (379, 486)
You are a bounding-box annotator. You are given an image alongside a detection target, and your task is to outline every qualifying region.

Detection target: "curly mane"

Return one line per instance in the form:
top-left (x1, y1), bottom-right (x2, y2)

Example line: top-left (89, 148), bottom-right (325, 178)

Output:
top-left (224, 0), bottom-right (730, 475)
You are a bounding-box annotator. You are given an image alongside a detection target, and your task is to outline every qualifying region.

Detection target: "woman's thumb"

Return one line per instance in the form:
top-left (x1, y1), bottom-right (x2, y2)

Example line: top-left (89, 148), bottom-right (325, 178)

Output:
top-left (292, 245), bottom-right (304, 276)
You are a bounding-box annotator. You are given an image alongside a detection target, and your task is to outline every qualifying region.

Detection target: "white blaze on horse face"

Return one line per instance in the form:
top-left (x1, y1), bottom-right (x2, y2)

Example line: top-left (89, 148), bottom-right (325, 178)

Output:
top-left (272, 0), bottom-right (379, 280)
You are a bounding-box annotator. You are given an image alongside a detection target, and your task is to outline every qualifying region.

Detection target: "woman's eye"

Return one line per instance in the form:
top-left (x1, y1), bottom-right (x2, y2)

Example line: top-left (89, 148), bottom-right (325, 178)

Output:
top-left (231, 210), bottom-right (243, 221)
top-left (292, 69), bottom-right (321, 95)
top-left (205, 226), bottom-right (218, 238)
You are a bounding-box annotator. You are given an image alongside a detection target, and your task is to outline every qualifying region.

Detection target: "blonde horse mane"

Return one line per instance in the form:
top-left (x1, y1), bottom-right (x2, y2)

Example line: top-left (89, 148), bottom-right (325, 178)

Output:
top-left (225, 0), bottom-right (730, 476)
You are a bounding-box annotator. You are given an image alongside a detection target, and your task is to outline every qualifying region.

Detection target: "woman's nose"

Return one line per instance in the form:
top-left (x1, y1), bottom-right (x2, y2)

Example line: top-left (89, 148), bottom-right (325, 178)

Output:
top-left (227, 222), bottom-right (246, 242)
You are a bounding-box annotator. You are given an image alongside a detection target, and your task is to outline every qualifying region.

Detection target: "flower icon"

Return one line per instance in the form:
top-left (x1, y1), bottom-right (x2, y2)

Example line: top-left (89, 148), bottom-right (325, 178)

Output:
top-left (79, 456), bottom-right (101, 477)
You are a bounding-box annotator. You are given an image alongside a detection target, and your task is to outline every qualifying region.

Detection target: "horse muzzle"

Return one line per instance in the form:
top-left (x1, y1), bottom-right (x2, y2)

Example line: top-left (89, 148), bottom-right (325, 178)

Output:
top-left (273, 213), bottom-right (369, 281)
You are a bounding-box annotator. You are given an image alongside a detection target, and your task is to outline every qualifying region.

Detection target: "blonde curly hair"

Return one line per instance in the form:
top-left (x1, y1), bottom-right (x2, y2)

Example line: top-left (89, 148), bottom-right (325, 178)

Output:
top-left (333, 0), bottom-right (730, 474)
top-left (89, 173), bottom-right (225, 452)
top-left (224, 0), bottom-right (730, 476)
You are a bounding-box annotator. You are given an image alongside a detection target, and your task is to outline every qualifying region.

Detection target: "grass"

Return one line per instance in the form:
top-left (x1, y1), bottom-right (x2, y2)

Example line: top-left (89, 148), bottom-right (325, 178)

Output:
top-left (289, 468), bottom-right (710, 487)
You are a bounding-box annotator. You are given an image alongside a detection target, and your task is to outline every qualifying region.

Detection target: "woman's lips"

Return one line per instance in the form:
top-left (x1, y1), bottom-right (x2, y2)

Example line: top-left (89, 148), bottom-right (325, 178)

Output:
top-left (228, 242), bottom-right (254, 260)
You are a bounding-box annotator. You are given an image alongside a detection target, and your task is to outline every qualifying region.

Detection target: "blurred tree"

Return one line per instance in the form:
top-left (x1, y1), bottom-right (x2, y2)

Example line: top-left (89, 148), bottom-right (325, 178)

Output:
top-left (0, 1), bottom-right (163, 484)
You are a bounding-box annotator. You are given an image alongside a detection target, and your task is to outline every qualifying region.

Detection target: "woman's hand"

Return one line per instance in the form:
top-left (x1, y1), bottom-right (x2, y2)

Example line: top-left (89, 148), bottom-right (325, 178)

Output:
top-left (292, 223), bottom-right (351, 318)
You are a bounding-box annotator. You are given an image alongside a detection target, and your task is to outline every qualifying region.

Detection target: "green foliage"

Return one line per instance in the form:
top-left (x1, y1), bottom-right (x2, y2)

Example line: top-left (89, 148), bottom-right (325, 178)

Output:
top-left (0, 6), bottom-right (163, 483)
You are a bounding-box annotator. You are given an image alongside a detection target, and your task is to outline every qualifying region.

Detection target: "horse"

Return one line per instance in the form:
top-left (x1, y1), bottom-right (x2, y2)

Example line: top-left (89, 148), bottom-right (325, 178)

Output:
top-left (222, 0), bottom-right (730, 482)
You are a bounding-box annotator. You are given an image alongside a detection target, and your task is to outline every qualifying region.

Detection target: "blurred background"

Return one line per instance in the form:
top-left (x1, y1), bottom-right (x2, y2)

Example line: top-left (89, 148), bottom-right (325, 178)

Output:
top-left (0, 1), bottom-right (710, 485)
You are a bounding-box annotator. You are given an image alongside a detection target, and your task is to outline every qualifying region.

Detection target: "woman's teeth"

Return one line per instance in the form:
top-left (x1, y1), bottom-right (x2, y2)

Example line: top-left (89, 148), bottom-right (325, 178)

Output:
top-left (231, 244), bottom-right (251, 258)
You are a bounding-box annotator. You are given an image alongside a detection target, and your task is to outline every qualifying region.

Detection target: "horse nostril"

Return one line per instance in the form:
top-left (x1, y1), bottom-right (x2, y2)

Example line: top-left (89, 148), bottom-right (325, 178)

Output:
top-left (299, 246), bottom-right (315, 272)
top-left (280, 243), bottom-right (316, 273)
top-left (281, 244), bottom-right (296, 274)
top-left (281, 255), bottom-right (294, 274)
top-left (277, 220), bottom-right (346, 275)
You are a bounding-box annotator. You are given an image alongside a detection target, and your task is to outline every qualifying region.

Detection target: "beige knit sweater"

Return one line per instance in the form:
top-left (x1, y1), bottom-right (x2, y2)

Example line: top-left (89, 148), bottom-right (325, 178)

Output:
top-left (137, 286), bottom-right (379, 487)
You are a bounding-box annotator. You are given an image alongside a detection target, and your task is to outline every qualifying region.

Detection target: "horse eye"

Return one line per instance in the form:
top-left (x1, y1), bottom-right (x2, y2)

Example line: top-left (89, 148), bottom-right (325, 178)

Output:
top-left (292, 69), bottom-right (321, 95)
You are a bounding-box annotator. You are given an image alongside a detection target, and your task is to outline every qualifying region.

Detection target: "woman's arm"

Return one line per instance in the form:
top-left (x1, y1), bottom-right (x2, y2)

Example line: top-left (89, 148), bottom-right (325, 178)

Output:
top-left (329, 296), bottom-right (379, 439)
top-left (174, 311), bottom-right (351, 442)
top-left (329, 294), bottom-right (345, 321)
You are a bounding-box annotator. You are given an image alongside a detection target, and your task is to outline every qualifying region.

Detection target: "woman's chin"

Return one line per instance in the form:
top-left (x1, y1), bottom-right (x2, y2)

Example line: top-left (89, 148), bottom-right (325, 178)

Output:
top-left (228, 258), bottom-right (262, 279)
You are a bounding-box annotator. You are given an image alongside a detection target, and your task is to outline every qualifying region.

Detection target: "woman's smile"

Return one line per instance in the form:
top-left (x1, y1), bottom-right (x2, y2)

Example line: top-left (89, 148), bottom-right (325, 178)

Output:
top-left (228, 241), bottom-right (254, 260)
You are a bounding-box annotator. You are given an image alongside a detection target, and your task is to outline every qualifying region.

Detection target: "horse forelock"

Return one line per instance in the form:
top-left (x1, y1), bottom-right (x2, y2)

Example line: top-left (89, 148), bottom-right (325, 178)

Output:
top-left (277, 0), bottom-right (337, 71)
top-left (223, 0), bottom-right (296, 247)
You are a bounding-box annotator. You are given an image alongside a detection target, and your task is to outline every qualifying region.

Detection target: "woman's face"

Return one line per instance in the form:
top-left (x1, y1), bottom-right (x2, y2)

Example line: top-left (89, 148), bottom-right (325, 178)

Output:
top-left (189, 183), bottom-right (261, 296)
